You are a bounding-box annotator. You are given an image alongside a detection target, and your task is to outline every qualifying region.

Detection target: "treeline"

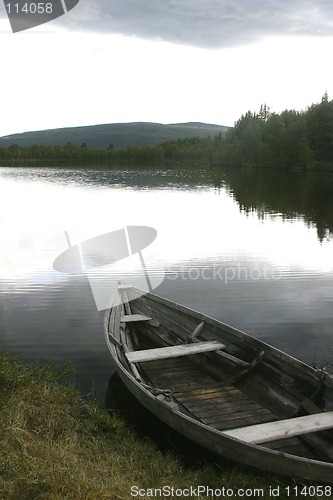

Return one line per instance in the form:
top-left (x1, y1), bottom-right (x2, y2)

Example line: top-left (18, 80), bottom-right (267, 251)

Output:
top-left (1, 94), bottom-right (332, 169)
top-left (0, 136), bottom-right (216, 166)
top-left (215, 93), bottom-right (333, 169)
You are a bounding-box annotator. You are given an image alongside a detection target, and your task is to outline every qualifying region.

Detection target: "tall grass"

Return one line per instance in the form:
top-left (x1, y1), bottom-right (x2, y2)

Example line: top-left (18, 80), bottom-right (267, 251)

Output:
top-left (0, 354), bottom-right (319, 499)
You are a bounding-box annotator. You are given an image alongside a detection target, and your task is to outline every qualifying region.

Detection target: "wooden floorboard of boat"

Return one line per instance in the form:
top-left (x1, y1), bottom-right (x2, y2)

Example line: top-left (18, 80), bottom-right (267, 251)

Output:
top-left (137, 341), bottom-right (323, 461)
top-left (144, 365), bottom-right (195, 375)
top-left (194, 406), bottom-right (272, 420)
top-left (177, 385), bottom-right (243, 396)
top-left (142, 357), bottom-right (276, 423)
top-left (264, 438), bottom-right (318, 459)
top-left (175, 390), bottom-right (262, 403)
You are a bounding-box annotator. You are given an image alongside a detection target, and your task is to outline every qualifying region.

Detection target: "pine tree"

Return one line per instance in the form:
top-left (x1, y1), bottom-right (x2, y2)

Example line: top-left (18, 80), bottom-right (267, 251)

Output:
top-left (258, 104), bottom-right (271, 123)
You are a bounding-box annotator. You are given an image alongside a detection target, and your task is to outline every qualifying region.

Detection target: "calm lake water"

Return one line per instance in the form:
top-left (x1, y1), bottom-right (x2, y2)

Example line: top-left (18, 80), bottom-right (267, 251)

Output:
top-left (1, 166), bottom-right (333, 405)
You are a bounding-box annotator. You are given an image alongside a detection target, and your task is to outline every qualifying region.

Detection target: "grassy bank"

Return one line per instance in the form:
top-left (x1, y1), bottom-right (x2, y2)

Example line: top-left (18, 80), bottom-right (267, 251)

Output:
top-left (0, 354), bottom-right (322, 499)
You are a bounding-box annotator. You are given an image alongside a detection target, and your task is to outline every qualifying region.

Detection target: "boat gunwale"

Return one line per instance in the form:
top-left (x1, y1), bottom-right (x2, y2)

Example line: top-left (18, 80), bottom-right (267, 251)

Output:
top-left (103, 287), bottom-right (333, 483)
top-left (115, 286), bottom-right (332, 386)
top-left (106, 322), bottom-right (333, 480)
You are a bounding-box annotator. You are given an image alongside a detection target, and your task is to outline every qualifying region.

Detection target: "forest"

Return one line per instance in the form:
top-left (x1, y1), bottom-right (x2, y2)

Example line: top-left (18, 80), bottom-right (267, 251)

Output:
top-left (216, 92), bottom-right (333, 169)
top-left (1, 94), bottom-right (332, 169)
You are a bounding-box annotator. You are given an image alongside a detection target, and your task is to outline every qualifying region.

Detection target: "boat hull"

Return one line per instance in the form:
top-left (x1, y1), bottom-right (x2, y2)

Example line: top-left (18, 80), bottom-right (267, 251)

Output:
top-left (104, 286), bottom-right (333, 483)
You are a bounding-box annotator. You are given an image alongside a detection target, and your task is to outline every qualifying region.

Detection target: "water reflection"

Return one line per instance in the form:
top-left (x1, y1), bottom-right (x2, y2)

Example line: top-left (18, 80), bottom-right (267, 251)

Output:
top-left (215, 167), bottom-right (333, 241)
top-left (0, 166), bottom-right (212, 191)
top-left (160, 268), bottom-right (333, 370)
top-left (0, 276), bottom-right (112, 400)
top-left (0, 166), bottom-right (332, 402)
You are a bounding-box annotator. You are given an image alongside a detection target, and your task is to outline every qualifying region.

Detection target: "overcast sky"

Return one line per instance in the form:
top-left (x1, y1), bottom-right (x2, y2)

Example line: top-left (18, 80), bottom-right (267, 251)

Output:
top-left (0, 0), bottom-right (333, 136)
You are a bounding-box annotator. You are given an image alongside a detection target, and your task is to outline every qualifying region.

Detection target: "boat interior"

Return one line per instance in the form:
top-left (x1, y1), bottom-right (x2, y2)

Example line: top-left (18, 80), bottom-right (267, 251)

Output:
top-left (107, 286), bottom-right (333, 463)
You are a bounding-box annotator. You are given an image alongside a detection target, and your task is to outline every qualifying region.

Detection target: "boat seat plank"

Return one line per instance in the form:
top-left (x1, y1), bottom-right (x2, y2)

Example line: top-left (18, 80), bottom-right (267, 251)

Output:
top-left (121, 314), bottom-right (152, 323)
top-left (223, 411), bottom-right (333, 444)
top-left (125, 341), bottom-right (225, 363)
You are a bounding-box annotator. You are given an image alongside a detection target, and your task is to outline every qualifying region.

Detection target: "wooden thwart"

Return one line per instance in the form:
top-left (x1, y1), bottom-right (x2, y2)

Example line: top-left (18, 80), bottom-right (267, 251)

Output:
top-left (126, 341), bottom-right (225, 363)
top-left (121, 314), bottom-right (152, 323)
top-left (118, 284), bottom-right (133, 290)
top-left (223, 411), bottom-right (333, 444)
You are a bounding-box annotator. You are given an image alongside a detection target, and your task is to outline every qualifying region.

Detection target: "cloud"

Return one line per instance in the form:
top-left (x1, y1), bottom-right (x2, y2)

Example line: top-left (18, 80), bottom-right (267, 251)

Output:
top-left (61, 0), bottom-right (333, 48)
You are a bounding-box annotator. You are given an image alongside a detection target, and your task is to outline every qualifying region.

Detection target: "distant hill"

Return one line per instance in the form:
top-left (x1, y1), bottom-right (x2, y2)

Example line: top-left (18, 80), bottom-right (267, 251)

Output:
top-left (0, 122), bottom-right (229, 149)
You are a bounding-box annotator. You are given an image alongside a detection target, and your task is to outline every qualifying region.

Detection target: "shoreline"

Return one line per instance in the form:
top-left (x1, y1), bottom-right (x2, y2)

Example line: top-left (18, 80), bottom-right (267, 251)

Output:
top-left (0, 353), bottom-right (318, 499)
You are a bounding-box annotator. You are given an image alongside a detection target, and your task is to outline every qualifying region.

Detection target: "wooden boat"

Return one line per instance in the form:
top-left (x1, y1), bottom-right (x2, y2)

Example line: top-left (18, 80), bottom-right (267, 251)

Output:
top-left (104, 284), bottom-right (333, 482)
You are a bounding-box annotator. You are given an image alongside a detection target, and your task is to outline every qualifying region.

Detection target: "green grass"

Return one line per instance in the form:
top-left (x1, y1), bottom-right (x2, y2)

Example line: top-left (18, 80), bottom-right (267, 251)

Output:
top-left (0, 354), bottom-right (325, 499)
